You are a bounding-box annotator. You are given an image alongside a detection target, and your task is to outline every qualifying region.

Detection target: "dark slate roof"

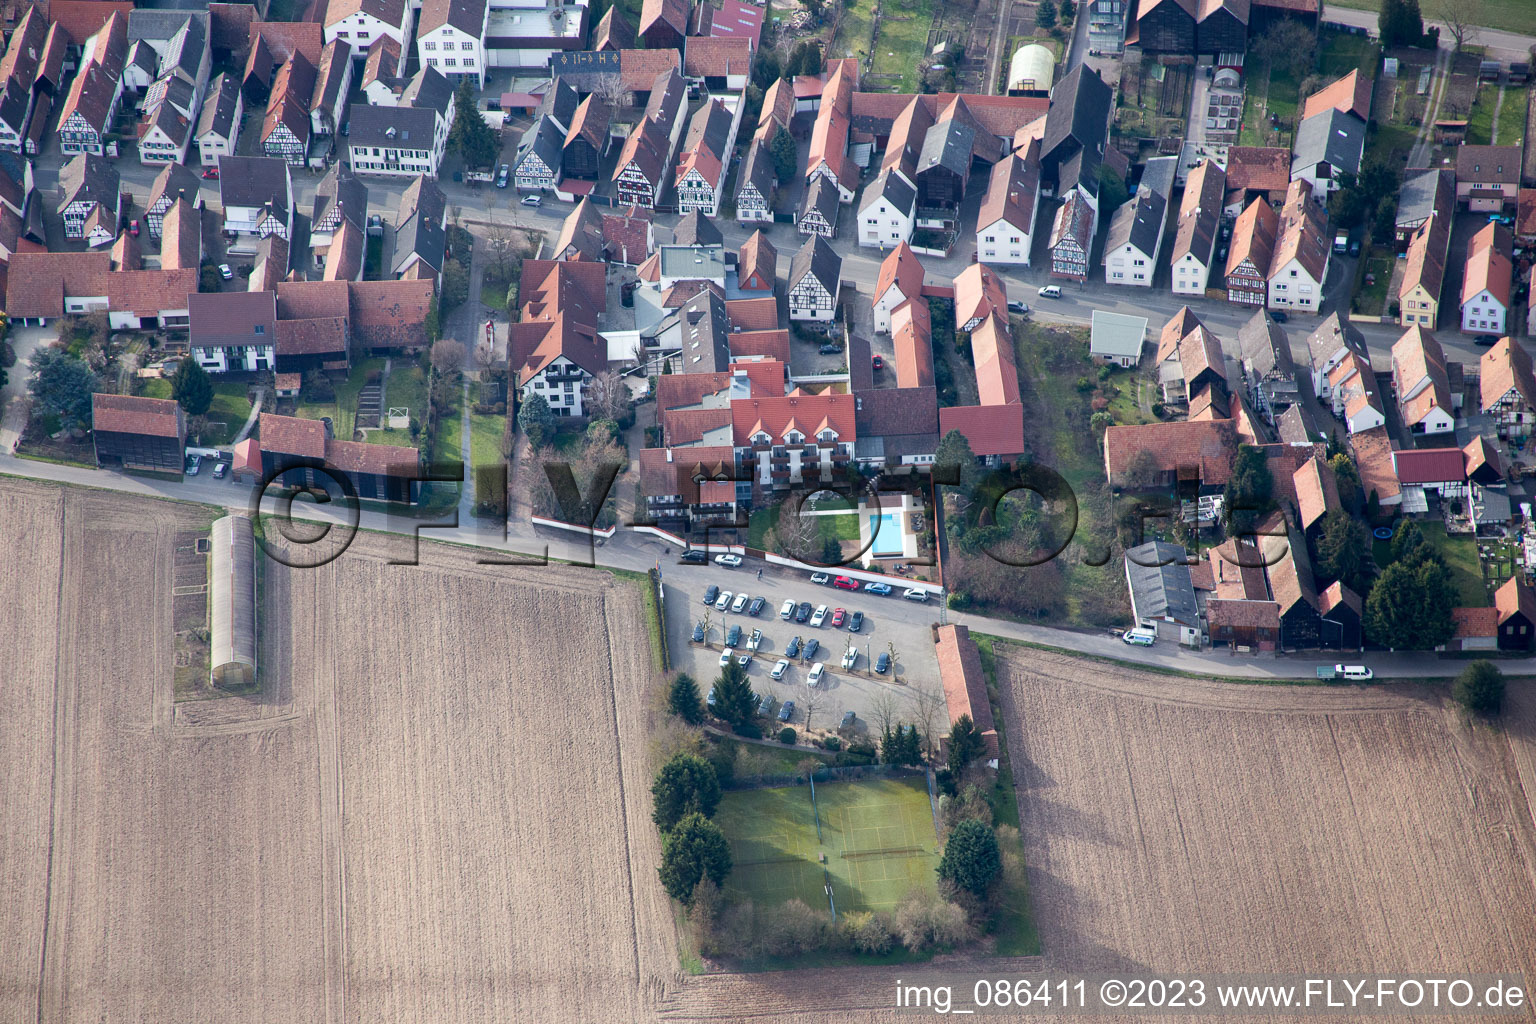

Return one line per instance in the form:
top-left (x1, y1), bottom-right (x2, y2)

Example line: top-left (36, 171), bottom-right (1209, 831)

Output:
top-left (916, 117), bottom-right (974, 179)
top-left (400, 64), bottom-right (454, 116)
top-left (1235, 309), bottom-right (1295, 378)
top-left (1397, 167), bottom-right (1450, 228)
top-left (160, 14), bottom-right (207, 83)
top-left (799, 174), bottom-right (838, 224)
top-left (1042, 64), bottom-right (1112, 168)
top-left (683, 98), bottom-right (733, 161)
top-left (196, 73), bottom-right (240, 140)
top-left (58, 154), bottom-right (118, 213)
top-left (676, 289), bottom-right (731, 372)
top-left (674, 210), bottom-right (723, 246)
top-left (1125, 541), bottom-right (1199, 626)
top-left (536, 76), bottom-right (579, 131)
top-left (789, 233), bottom-right (841, 292)
top-left (147, 162), bottom-right (200, 213)
top-left (1104, 186), bottom-right (1167, 257)
top-left (0, 80), bottom-right (30, 135)
top-left (859, 167), bottom-right (917, 215)
top-left (643, 67), bottom-right (685, 129)
top-left (737, 136), bottom-right (773, 198)
top-left (218, 155), bottom-right (290, 219)
top-left (394, 176), bottom-right (446, 274)
top-left (1292, 108), bottom-right (1365, 174)
top-left (347, 103), bottom-right (437, 150)
top-left (311, 164), bottom-right (369, 230)
top-left (515, 116), bottom-right (564, 172)
top-left (1276, 401), bottom-right (1321, 444)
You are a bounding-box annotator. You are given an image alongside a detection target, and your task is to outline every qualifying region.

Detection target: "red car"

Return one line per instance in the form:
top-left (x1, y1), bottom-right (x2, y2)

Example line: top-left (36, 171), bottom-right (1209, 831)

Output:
top-left (831, 607), bottom-right (846, 628)
top-left (872, 355), bottom-right (883, 370)
top-left (201, 167), bottom-right (219, 179)
top-left (832, 575), bottom-right (859, 591)
top-left (128, 219), bottom-right (139, 237)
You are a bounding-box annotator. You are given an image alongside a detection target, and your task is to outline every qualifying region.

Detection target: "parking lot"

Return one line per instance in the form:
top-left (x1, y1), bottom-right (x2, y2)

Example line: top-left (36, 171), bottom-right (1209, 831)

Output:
top-left (661, 563), bottom-right (946, 744)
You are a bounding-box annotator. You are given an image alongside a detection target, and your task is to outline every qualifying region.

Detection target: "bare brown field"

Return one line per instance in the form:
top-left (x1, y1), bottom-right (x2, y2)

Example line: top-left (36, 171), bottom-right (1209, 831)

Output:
top-left (991, 645), bottom-right (1536, 1022)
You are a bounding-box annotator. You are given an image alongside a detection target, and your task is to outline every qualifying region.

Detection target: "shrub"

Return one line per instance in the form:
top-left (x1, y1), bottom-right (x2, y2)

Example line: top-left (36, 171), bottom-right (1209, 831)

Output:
top-left (892, 888), bottom-right (976, 952)
top-left (756, 899), bottom-right (831, 957)
top-left (835, 741), bottom-right (877, 766)
top-left (735, 720), bottom-right (762, 740)
top-left (820, 735), bottom-right (841, 751)
top-left (1453, 660), bottom-right (1504, 715)
top-left (841, 910), bottom-right (895, 955)
top-left (938, 818), bottom-right (1002, 897)
top-left (778, 727), bottom-right (797, 745)
top-left (651, 753), bottom-right (722, 831)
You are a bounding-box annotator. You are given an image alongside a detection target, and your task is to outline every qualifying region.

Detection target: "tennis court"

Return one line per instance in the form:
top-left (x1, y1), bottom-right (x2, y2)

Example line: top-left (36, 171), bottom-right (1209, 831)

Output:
top-left (714, 775), bottom-right (940, 915)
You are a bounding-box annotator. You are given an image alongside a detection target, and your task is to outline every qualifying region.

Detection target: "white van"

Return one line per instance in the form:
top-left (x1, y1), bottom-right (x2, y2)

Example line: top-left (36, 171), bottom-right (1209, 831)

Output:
top-left (1336, 664), bottom-right (1373, 681)
top-left (1037, 285), bottom-right (1063, 299)
top-left (1122, 628), bottom-right (1156, 647)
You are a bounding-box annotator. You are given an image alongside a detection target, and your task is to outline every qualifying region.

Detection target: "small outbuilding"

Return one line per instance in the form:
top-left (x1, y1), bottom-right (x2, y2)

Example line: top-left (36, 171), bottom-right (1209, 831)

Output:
top-left (1090, 310), bottom-right (1148, 368)
top-left (209, 514), bottom-right (258, 689)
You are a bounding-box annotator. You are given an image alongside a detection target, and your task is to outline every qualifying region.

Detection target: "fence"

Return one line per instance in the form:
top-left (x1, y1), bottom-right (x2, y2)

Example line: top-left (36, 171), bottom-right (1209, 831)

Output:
top-left (724, 763), bottom-right (926, 791)
top-left (529, 514), bottom-right (617, 537)
top-left (648, 567), bottom-right (670, 671)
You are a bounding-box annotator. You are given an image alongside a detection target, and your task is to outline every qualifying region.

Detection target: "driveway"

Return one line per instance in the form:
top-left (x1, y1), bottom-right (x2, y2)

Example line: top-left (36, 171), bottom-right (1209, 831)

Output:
top-left (0, 325), bottom-right (53, 453)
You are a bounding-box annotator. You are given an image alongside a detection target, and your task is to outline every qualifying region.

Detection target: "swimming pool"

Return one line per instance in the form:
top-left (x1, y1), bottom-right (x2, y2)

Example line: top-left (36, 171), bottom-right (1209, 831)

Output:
top-left (867, 513), bottom-right (903, 556)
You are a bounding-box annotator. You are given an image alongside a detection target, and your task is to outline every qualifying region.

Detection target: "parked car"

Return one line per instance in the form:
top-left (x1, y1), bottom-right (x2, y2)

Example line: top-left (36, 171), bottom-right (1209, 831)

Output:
top-left (1007, 299), bottom-right (1029, 315)
top-left (901, 588), bottom-right (928, 602)
top-left (1037, 285), bottom-right (1062, 298)
top-left (702, 585), bottom-right (719, 606)
top-left (718, 650), bottom-right (732, 666)
top-left (680, 549), bottom-right (707, 564)
top-left (810, 572), bottom-right (831, 585)
top-left (737, 653), bottom-right (752, 667)
top-left (803, 638), bottom-right (819, 660)
top-left (785, 635), bottom-right (803, 658)
top-left (780, 598), bottom-right (796, 620)
top-left (212, 461), bottom-right (228, 479)
top-left (831, 607), bottom-right (846, 628)
top-left (872, 354), bottom-right (884, 370)
top-left (731, 592), bottom-right (748, 613)
top-left (841, 647), bottom-right (858, 669)
top-left (715, 590), bottom-right (733, 610)
top-left (129, 219), bottom-right (139, 237)
top-left (848, 610), bottom-right (864, 632)
top-left (1122, 628), bottom-right (1155, 646)
top-left (759, 693), bottom-right (775, 716)
top-left (818, 343), bottom-right (841, 355)
top-left (184, 453), bottom-right (201, 475)
top-left (810, 604), bottom-right (828, 627)
top-left (839, 711), bottom-right (856, 731)
top-left (1269, 310), bottom-right (1288, 323)
top-left (778, 700), bottom-right (796, 722)
top-left (807, 663), bottom-right (826, 687)
top-left (1336, 664), bottom-right (1374, 680)
top-left (714, 553), bottom-right (743, 567)
top-left (832, 575), bottom-right (859, 591)
top-left (691, 622), bottom-right (705, 643)
top-left (771, 659), bottom-right (790, 679)
top-left (747, 628), bottom-right (762, 651)
top-left (706, 686), bottom-right (716, 706)
top-left (863, 582), bottom-right (892, 596)
top-left (218, 264), bottom-right (233, 280)
top-left (519, 194), bottom-right (541, 206)
top-left (1348, 239), bottom-right (1361, 257)
top-left (201, 167), bottom-right (219, 179)
top-left (725, 624), bottom-right (742, 647)
top-left (495, 164), bottom-right (510, 188)
top-left (874, 651), bottom-right (891, 674)
top-left (795, 601), bottom-right (812, 623)
top-left (747, 596), bottom-right (766, 616)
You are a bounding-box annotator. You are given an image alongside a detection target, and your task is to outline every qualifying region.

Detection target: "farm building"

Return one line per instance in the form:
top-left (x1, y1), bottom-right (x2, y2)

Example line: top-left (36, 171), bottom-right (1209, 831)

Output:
top-left (91, 393), bottom-right (186, 473)
top-left (935, 624), bottom-right (1000, 764)
top-left (209, 514), bottom-right (257, 689)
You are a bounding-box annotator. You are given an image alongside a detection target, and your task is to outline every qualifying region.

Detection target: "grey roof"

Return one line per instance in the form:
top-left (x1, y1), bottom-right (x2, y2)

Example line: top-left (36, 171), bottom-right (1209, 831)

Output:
top-left (311, 164), bottom-right (369, 231)
top-left (737, 137), bottom-right (773, 200)
top-left (400, 64), bottom-right (454, 116)
top-left (1397, 167), bottom-right (1450, 229)
top-left (1276, 402), bottom-right (1321, 444)
top-left (0, 80), bottom-right (30, 135)
top-left (789, 233), bottom-right (841, 292)
top-left (1235, 309), bottom-right (1295, 378)
top-left (799, 174), bottom-right (838, 224)
top-left (126, 9), bottom-right (207, 44)
top-left (393, 176), bottom-right (446, 275)
top-left (417, 0), bottom-right (489, 37)
top-left (313, 39), bottom-right (353, 115)
top-left (1292, 108), bottom-right (1365, 176)
top-left (196, 73), bottom-right (239, 141)
top-left (218, 155), bottom-right (290, 221)
top-left (1125, 541), bottom-right (1199, 627)
top-left (859, 167), bottom-right (917, 214)
top-left (126, 39), bottom-right (158, 75)
top-left (209, 515), bottom-right (257, 685)
top-left (159, 15), bottom-right (206, 84)
top-left (659, 244), bottom-right (726, 280)
top-left (673, 210), bottom-right (723, 246)
top-left (643, 68), bottom-right (685, 129)
top-left (1304, 312), bottom-right (1368, 372)
top-left (1104, 186), bottom-right (1167, 258)
top-left (1139, 155), bottom-right (1178, 200)
top-left (916, 117), bottom-right (974, 179)
top-left (515, 116), bottom-right (565, 174)
top-left (147, 162), bottom-right (200, 213)
top-left (1090, 310), bottom-right (1148, 357)
top-left (536, 76), bottom-right (579, 132)
top-left (57, 154), bottom-right (118, 214)
top-left (683, 99), bottom-right (733, 162)
top-left (347, 103), bottom-right (437, 150)
top-left (1042, 64), bottom-right (1112, 172)
top-left (676, 289), bottom-right (731, 372)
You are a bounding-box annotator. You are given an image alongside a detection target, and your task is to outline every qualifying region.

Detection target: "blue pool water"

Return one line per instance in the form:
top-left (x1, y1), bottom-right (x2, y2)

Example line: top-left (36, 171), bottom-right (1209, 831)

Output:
top-left (868, 514), bottom-right (903, 556)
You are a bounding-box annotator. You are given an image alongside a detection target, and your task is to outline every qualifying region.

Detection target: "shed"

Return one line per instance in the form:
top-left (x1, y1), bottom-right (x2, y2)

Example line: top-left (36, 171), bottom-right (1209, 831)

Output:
top-left (1125, 540), bottom-right (1202, 645)
top-left (209, 514), bottom-right (257, 688)
top-left (1007, 43), bottom-right (1055, 96)
top-left (1090, 310), bottom-right (1148, 367)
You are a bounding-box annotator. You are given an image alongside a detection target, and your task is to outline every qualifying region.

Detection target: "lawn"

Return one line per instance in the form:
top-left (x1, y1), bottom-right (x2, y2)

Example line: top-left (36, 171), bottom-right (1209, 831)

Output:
top-left (869, 0), bottom-right (934, 92)
top-left (293, 357), bottom-right (386, 442)
top-left (1374, 522), bottom-right (1486, 607)
top-left (1355, 252), bottom-right (1394, 316)
top-left (1318, 31), bottom-right (1380, 77)
top-left (139, 377), bottom-right (172, 400)
top-left (832, 0), bottom-right (875, 63)
top-left (1495, 86), bottom-right (1528, 146)
top-left (1467, 81), bottom-right (1499, 144)
top-left (365, 363), bottom-right (428, 447)
top-left (468, 409), bottom-right (504, 486)
top-left (1239, 60), bottom-right (1300, 149)
top-left (1320, 0), bottom-right (1534, 36)
top-left (713, 776), bottom-right (940, 917)
top-left (203, 382), bottom-right (254, 445)
top-left (432, 382), bottom-right (464, 466)
top-left (480, 281), bottom-right (508, 312)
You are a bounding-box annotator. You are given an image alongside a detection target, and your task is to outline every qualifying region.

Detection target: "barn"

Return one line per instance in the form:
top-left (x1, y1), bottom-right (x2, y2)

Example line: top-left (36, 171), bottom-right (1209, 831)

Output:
top-left (209, 514), bottom-right (258, 689)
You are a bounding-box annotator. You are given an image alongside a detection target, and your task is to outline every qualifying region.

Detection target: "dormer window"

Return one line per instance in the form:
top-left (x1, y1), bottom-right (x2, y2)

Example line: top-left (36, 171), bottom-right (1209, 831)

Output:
top-left (786, 431), bottom-right (803, 444)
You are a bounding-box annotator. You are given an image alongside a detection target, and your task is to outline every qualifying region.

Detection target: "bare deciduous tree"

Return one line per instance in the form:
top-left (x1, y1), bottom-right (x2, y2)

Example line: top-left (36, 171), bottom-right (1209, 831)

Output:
top-left (475, 338), bottom-right (496, 370)
top-left (774, 498), bottom-right (820, 562)
top-left (1438, 0), bottom-right (1480, 52)
top-left (800, 685), bottom-right (824, 735)
top-left (909, 682), bottom-right (946, 758)
top-left (585, 370), bottom-right (632, 423)
top-left (431, 338), bottom-right (467, 376)
top-left (869, 688), bottom-right (900, 738)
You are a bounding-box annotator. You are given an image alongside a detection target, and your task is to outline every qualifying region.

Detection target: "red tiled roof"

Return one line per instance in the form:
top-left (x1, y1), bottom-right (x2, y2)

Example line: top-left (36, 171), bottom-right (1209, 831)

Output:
top-left (259, 412), bottom-right (327, 458)
top-left (5, 251), bottom-right (113, 319)
top-left (1462, 221), bottom-right (1513, 308)
top-left (935, 623), bottom-right (999, 759)
top-left (619, 47), bottom-right (680, 92)
top-left (970, 312), bottom-right (1019, 406)
top-left (92, 393), bottom-right (182, 437)
top-left (730, 330), bottom-right (790, 363)
top-left (711, 0), bottom-right (765, 47)
top-left (683, 36), bottom-right (752, 78)
top-left (726, 296), bottom-right (779, 331)
top-left (1348, 425), bottom-right (1400, 502)
top-left (1103, 418), bottom-right (1238, 485)
top-left (954, 262), bottom-right (1005, 328)
top-left (938, 403), bottom-right (1025, 457)
top-left (107, 269), bottom-right (196, 315)
top-left (875, 242), bottom-right (924, 306)
top-left (1452, 606), bottom-right (1498, 638)
top-left (1301, 69), bottom-right (1371, 123)
top-left (1224, 146), bottom-right (1291, 195)
top-left (1495, 576), bottom-right (1536, 627)
top-left (1391, 447), bottom-right (1466, 485)
top-left (731, 390), bottom-right (855, 446)
top-left (892, 299), bottom-right (933, 389)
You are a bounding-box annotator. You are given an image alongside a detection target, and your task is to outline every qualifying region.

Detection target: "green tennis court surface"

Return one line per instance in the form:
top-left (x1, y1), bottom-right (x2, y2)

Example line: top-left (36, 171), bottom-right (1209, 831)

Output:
top-left (714, 776), bottom-right (940, 915)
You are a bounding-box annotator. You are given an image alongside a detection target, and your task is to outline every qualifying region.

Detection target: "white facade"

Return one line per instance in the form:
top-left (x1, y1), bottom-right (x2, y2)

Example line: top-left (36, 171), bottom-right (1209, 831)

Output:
top-left (1105, 240), bottom-right (1156, 287)
top-left (484, 0), bottom-right (587, 70)
top-left (977, 214), bottom-right (1035, 266)
top-left (1462, 288), bottom-right (1507, 335)
top-left (418, 17), bottom-right (488, 87)
top-left (110, 301), bottom-right (191, 331)
top-left (789, 276), bottom-right (834, 321)
top-left (139, 118), bottom-right (190, 165)
top-left (858, 198), bottom-right (914, 249)
top-left (522, 355), bottom-right (593, 417)
top-left (326, 8), bottom-right (415, 58)
top-left (1172, 249), bottom-right (1213, 296)
top-left (198, 95), bottom-right (242, 166)
top-left (191, 343), bottom-right (276, 373)
top-left (872, 281), bottom-right (913, 334)
top-left (1267, 258), bottom-right (1326, 312)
